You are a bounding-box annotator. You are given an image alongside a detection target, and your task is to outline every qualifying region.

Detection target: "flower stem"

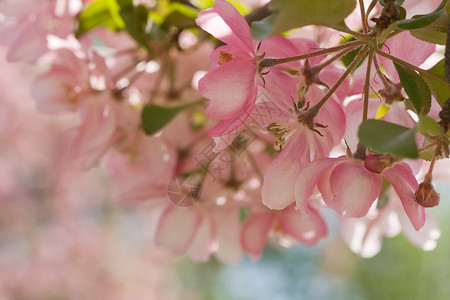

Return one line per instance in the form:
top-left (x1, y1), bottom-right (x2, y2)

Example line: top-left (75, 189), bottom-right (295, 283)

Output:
top-left (374, 48), bottom-right (450, 86)
top-left (365, 0), bottom-right (378, 29)
top-left (315, 46), bottom-right (358, 71)
top-left (260, 40), bottom-right (364, 69)
top-left (308, 46), bottom-right (369, 116)
top-left (363, 51), bottom-right (374, 121)
top-left (359, 0), bottom-right (368, 34)
top-left (372, 55), bottom-right (391, 88)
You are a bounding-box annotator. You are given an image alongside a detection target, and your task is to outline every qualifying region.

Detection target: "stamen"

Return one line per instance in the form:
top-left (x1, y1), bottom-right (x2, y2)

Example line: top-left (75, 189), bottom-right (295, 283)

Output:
top-left (218, 51), bottom-right (233, 65)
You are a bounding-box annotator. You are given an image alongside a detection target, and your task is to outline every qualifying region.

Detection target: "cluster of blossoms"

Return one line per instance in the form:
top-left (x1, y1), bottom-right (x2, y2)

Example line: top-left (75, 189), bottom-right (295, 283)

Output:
top-left (1, 0), bottom-right (449, 263)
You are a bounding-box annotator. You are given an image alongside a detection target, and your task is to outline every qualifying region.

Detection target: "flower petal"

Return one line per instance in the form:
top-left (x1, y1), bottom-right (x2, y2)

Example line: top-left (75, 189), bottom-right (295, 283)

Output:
top-left (383, 162), bottom-right (425, 230)
top-left (276, 206), bottom-right (328, 246)
top-left (329, 161), bottom-right (382, 217)
top-left (200, 60), bottom-right (256, 120)
top-left (294, 158), bottom-right (335, 213)
top-left (262, 132), bottom-right (307, 209)
top-left (196, 0), bottom-right (253, 54)
top-left (187, 214), bottom-right (215, 262)
top-left (214, 209), bottom-right (242, 264)
top-left (154, 205), bottom-right (202, 255)
top-left (240, 212), bottom-right (274, 259)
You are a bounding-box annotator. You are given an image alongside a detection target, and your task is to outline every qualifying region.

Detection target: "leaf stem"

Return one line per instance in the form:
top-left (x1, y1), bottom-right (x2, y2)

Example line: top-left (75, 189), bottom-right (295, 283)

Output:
top-left (308, 46), bottom-right (369, 116)
top-left (374, 48), bottom-right (450, 86)
top-left (315, 46), bottom-right (358, 71)
top-left (359, 0), bottom-right (368, 34)
top-left (327, 24), bottom-right (372, 40)
top-left (363, 51), bottom-right (374, 121)
top-left (260, 40), bottom-right (364, 69)
top-left (365, 0), bottom-right (378, 29)
top-left (372, 54), bottom-right (391, 88)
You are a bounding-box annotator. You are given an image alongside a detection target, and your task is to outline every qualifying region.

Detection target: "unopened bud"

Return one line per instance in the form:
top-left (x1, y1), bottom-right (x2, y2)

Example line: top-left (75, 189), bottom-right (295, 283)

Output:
top-left (364, 154), bottom-right (395, 173)
top-left (415, 181), bottom-right (440, 208)
top-left (379, 82), bottom-right (404, 104)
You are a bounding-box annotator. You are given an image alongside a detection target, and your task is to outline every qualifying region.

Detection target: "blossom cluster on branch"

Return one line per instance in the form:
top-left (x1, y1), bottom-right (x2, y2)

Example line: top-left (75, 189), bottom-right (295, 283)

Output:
top-left (1, 0), bottom-right (449, 263)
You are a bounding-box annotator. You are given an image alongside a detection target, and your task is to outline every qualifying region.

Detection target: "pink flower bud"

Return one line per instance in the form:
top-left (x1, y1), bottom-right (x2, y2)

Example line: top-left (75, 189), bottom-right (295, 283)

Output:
top-left (415, 181), bottom-right (440, 208)
top-left (364, 154), bottom-right (395, 174)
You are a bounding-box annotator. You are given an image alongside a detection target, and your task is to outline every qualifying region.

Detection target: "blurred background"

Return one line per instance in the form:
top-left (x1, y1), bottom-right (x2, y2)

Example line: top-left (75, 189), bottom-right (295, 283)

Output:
top-left (1, 44), bottom-right (450, 300)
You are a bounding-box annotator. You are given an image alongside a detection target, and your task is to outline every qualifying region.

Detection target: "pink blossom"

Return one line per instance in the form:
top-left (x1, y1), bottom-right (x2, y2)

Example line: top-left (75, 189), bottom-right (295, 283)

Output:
top-left (241, 205), bottom-right (328, 259)
top-left (341, 193), bottom-right (440, 258)
top-left (0, 0), bottom-right (82, 62)
top-left (196, 0), bottom-right (299, 137)
top-left (261, 80), bottom-right (345, 210)
top-left (296, 154), bottom-right (426, 230)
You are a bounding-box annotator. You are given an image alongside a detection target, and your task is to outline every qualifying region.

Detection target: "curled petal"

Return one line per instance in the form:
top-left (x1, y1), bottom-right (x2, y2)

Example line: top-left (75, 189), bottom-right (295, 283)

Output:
top-left (329, 161), bottom-right (382, 217)
top-left (383, 163), bottom-right (425, 230)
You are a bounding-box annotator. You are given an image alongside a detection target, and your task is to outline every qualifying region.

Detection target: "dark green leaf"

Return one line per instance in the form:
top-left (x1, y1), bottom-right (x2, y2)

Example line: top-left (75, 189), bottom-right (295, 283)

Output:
top-left (162, 3), bottom-right (199, 29)
top-left (417, 116), bottom-right (442, 136)
top-left (250, 14), bottom-right (276, 40)
top-left (358, 119), bottom-right (418, 158)
top-left (119, 4), bottom-right (151, 51)
top-left (397, 11), bottom-right (443, 29)
top-left (396, 0), bottom-right (448, 30)
top-left (141, 100), bottom-right (202, 135)
top-left (394, 62), bottom-right (431, 115)
top-left (421, 59), bottom-right (450, 107)
top-left (76, 0), bottom-right (125, 37)
top-left (270, 0), bottom-right (356, 34)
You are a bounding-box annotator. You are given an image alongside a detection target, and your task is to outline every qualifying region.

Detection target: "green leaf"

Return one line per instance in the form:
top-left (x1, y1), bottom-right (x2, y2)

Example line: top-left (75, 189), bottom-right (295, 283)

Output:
top-left (118, 3), bottom-right (151, 51)
top-left (270, 0), bottom-right (356, 34)
top-left (421, 59), bottom-right (450, 107)
top-left (250, 14), bottom-right (276, 40)
top-left (161, 3), bottom-right (199, 29)
top-left (419, 139), bottom-right (435, 161)
top-left (396, 0), bottom-right (448, 35)
top-left (358, 120), bottom-right (418, 158)
top-left (76, 0), bottom-right (125, 37)
top-left (396, 10), bottom-right (443, 30)
top-left (417, 116), bottom-right (442, 136)
top-left (394, 62), bottom-right (431, 115)
top-left (141, 100), bottom-right (202, 135)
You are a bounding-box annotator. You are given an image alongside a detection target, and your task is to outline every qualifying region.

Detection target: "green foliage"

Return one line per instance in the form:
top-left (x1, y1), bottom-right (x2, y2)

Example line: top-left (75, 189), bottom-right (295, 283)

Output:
top-left (161, 3), bottom-right (199, 29)
top-left (270, 0), bottom-right (356, 34)
top-left (417, 116), bottom-right (442, 136)
top-left (76, 0), bottom-right (125, 37)
top-left (421, 59), bottom-right (450, 107)
top-left (393, 62), bottom-right (431, 115)
top-left (141, 101), bottom-right (202, 135)
top-left (118, 3), bottom-right (152, 51)
top-left (397, 0), bottom-right (449, 44)
top-left (358, 119), bottom-right (418, 158)
top-left (250, 15), bottom-right (277, 40)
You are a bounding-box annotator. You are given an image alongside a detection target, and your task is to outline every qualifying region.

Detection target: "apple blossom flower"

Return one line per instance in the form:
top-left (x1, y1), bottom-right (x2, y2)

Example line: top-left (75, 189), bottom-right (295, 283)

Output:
top-left (196, 0), bottom-right (300, 138)
top-left (241, 204), bottom-right (328, 260)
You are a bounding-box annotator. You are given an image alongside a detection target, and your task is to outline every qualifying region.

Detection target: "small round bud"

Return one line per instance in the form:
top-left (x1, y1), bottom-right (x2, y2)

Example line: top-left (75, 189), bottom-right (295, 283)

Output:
top-left (415, 181), bottom-right (440, 208)
top-left (364, 154), bottom-right (395, 173)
